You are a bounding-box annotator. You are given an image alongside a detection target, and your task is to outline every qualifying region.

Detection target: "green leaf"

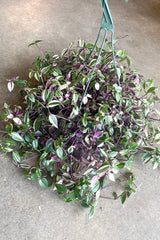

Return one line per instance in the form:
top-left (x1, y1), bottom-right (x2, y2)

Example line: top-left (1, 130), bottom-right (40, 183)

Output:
top-left (44, 141), bottom-right (53, 153)
top-left (113, 192), bottom-right (118, 199)
top-left (155, 133), bottom-right (160, 141)
top-left (24, 133), bottom-right (31, 143)
top-left (120, 149), bottom-right (129, 156)
top-left (89, 58), bottom-right (97, 66)
top-left (31, 174), bottom-right (38, 180)
top-left (128, 178), bottom-right (133, 187)
top-left (115, 93), bottom-right (121, 102)
top-left (24, 170), bottom-right (29, 177)
top-left (5, 139), bottom-right (16, 145)
top-left (117, 50), bottom-right (124, 57)
top-left (109, 127), bottom-right (114, 135)
top-left (89, 206), bottom-right (95, 218)
top-left (32, 139), bottom-right (38, 149)
top-left (23, 112), bottom-right (30, 124)
top-left (119, 56), bottom-right (128, 63)
top-left (91, 181), bottom-right (100, 193)
top-left (12, 151), bottom-right (21, 163)
top-left (53, 67), bottom-right (62, 77)
top-left (56, 147), bottom-right (63, 159)
top-left (131, 188), bottom-right (136, 193)
top-left (86, 43), bottom-right (94, 48)
top-left (4, 103), bottom-right (9, 109)
top-left (11, 132), bottom-right (24, 142)
top-left (41, 66), bottom-right (50, 74)
top-left (35, 40), bottom-right (42, 44)
top-left (142, 152), bottom-right (151, 160)
top-left (29, 71), bottom-right (33, 79)
top-left (68, 192), bottom-right (75, 202)
top-left (68, 146), bottom-right (74, 154)
top-left (78, 39), bottom-right (85, 47)
top-left (82, 116), bottom-right (87, 127)
top-left (121, 192), bottom-right (127, 204)
top-left (55, 184), bottom-right (67, 194)
top-left (98, 162), bottom-right (109, 173)
top-left (125, 160), bottom-right (131, 170)
top-left (14, 80), bottom-right (27, 86)
top-left (41, 89), bottom-right (49, 102)
top-left (39, 178), bottom-right (49, 188)
top-left (73, 93), bottom-right (79, 103)
top-left (1, 112), bottom-right (7, 120)
top-left (5, 123), bottom-right (13, 134)
top-left (117, 163), bottom-right (125, 169)
top-left (28, 40), bottom-right (42, 47)
top-left (40, 152), bottom-right (48, 160)
top-left (153, 161), bottom-right (158, 170)
top-left (33, 119), bottom-right (40, 131)
top-left (92, 199), bottom-right (99, 207)
top-left (34, 72), bottom-right (40, 81)
top-left (47, 91), bottom-right (54, 103)
top-left (143, 146), bottom-right (155, 151)
top-left (129, 142), bottom-right (138, 150)
top-left (48, 100), bottom-right (60, 108)
top-left (52, 54), bottom-right (59, 59)
top-left (29, 94), bottom-right (35, 103)
top-left (100, 149), bottom-right (108, 159)
top-left (114, 85), bottom-right (122, 93)
top-left (81, 200), bottom-right (90, 208)
top-left (127, 56), bottom-right (132, 67)
top-left (85, 135), bottom-right (90, 144)
top-left (36, 168), bottom-right (41, 178)
top-left (102, 178), bottom-right (107, 188)
top-left (105, 115), bottom-right (112, 125)
top-left (147, 87), bottom-right (156, 94)
top-left (49, 114), bottom-right (58, 128)
top-left (3, 147), bottom-right (13, 152)
top-left (61, 48), bottom-right (68, 57)
top-left (74, 188), bottom-right (82, 200)
top-left (110, 151), bottom-right (118, 158)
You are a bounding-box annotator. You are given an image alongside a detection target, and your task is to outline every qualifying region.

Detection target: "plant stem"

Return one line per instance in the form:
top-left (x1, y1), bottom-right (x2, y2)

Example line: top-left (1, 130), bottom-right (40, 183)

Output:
top-left (0, 130), bottom-right (6, 133)
top-left (149, 117), bottom-right (160, 121)
top-left (100, 195), bottom-right (115, 200)
top-left (56, 115), bottom-right (72, 122)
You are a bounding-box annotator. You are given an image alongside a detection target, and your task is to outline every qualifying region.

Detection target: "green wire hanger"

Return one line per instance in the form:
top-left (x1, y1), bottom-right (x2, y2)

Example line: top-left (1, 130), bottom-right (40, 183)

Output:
top-left (79, 0), bottom-right (120, 110)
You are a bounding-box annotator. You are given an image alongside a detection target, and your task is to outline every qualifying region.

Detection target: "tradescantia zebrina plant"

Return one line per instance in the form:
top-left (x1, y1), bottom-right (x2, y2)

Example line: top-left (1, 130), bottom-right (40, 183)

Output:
top-left (1, 40), bottom-right (160, 218)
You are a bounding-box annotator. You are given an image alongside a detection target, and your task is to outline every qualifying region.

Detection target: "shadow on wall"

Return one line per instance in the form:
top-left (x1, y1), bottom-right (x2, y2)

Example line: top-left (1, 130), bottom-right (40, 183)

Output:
top-left (135, 0), bottom-right (160, 21)
top-left (151, 2), bottom-right (160, 21)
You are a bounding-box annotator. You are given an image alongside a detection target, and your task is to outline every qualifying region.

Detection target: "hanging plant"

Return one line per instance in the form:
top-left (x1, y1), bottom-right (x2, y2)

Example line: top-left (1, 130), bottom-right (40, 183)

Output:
top-left (1, 40), bottom-right (160, 218)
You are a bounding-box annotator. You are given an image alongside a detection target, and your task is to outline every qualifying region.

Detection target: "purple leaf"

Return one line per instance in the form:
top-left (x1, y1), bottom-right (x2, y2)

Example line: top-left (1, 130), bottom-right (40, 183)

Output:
top-left (134, 76), bottom-right (139, 84)
top-left (93, 131), bottom-right (103, 140)
top-left (79, 64), bottom-right (85, 70)
top-left (66, 71), bottom-right (71, 81)
top-left (144, 125), bottom-right (148, 138)
top-left (52, 156), bottom-right (60, 162)
top-left (90, 175), bottom-right (98, 187)
top-left (95, 148), bottom-right (100, 155)
top-left (76, 132), bottom-right (82, 137)
top-left (99, 172), bottom-right (106, 178)
top-left (74, 64), bottom-right (79, 69)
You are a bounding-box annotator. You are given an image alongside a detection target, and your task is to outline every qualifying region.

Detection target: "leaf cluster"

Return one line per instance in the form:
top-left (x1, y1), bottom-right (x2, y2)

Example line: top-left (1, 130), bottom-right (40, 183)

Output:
top-left (1, 40), bottom-right (160, 217)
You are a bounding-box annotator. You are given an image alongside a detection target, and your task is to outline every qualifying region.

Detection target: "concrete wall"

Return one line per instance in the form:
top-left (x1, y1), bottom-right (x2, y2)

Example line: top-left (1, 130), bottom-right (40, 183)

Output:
top-left (0, 1), bottom-right (160, 239)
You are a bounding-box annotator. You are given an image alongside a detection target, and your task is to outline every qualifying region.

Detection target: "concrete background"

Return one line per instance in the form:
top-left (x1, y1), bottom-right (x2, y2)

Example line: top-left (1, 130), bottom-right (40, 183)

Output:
top-left (0, 0), bottom-right (160, 239)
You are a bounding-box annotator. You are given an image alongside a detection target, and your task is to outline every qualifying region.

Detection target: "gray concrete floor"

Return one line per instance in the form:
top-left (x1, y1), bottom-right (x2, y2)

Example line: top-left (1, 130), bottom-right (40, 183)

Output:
top-left (0, 0), bottom-right (160, 239)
